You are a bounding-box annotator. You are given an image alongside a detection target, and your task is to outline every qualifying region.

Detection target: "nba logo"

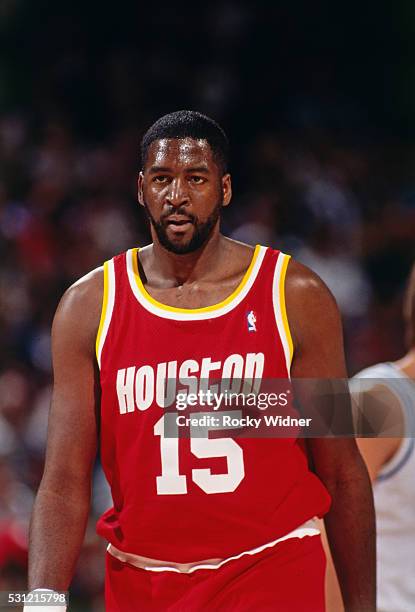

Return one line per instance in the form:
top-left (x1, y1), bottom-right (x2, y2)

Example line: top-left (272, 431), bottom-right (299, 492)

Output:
top-left (247, 310), bottom-right (257, 332)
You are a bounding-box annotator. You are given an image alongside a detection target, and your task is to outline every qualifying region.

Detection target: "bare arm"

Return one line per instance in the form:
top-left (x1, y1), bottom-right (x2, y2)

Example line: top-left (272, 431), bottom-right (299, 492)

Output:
top-left (321, 387), bottom-right (402, 610)
top-left (353, 386), bottom-right (403, 481)
top-left (286, 260), bottom-right (376, 612)
top-left (28, 269), bottom-right (103, 590)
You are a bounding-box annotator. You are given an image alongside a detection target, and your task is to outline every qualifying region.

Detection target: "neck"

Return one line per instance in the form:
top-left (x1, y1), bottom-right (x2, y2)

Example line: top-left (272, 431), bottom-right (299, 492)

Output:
top-left (394, 348), bottom-right (415, 379)
top-left (149, 227), bottom-right (224, 285)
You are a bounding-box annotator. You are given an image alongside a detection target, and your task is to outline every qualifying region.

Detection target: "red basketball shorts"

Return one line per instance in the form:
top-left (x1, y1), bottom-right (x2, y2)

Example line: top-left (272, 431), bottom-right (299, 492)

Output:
top-left (105, 534), bottom-right (326, 611)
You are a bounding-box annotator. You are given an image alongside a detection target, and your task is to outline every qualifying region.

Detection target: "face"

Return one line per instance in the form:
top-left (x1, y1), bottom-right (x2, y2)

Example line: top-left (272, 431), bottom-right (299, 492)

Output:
top-left (138, 138), bottom-right (231, 254)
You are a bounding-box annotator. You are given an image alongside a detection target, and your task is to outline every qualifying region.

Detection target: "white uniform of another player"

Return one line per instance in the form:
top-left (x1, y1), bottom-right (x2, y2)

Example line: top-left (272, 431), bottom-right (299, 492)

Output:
top-left (351, 362), bottom-right (415, 612)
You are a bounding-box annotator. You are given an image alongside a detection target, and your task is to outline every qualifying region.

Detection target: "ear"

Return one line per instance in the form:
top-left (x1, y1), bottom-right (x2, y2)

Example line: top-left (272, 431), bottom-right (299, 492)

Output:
top-left (222, 173), bottom-right (232, 207)
top-left (138, 172), bottom-right (144, 206)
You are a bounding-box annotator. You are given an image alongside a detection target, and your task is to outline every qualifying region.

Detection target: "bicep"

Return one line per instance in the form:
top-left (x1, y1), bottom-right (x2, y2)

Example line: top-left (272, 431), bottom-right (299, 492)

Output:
top-left (285, 260), bottom-right (358, 475)
top-left (42, 283), bottom-right (101, 490)
top-left (287, 264), bottom-right (347, 379)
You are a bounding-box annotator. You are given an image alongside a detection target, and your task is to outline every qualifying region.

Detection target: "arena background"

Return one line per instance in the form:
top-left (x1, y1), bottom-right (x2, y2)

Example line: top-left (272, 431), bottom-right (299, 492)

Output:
top-left (0, 1), bottom-right (414, 609)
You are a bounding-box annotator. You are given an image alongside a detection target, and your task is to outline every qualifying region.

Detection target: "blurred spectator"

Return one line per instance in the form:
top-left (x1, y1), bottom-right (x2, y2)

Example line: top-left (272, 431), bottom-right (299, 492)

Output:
top-left (0, 2), bottom-right (414, 608)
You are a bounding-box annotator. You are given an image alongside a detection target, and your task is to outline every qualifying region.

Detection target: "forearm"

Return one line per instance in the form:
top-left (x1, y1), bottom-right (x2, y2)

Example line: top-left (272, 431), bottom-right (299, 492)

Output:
top-left (323, 455), bottom-right (376, 612)
top-left (28, 484), bottom-right (91, 591)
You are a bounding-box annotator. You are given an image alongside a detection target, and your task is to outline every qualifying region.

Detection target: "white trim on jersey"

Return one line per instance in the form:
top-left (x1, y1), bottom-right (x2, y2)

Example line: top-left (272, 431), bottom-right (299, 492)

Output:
top-left (107, 518), bottom-right (320, 574)
top-left (96, 259), bottom-right (116, 369)
top-left (125, 245), bottom-right (267, 321)
top-left (272, 253), bottom-right (294, 376)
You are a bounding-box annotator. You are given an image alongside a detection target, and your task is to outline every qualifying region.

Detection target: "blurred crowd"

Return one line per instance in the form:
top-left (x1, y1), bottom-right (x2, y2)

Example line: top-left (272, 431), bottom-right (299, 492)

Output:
top-left (1, 111), bottom-right (414, 608)
top-left (1, 1), bottom-right (415, 609)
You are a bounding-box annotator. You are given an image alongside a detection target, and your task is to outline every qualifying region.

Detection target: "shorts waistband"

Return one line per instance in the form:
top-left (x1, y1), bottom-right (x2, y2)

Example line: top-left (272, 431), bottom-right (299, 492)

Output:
top-left (106, 518), bottom-right (320, 574)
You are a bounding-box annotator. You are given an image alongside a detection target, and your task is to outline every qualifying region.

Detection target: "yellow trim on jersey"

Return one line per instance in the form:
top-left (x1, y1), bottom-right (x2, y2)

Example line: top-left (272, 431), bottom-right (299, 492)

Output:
top-left (279, 255), bottom-right (294, 364)
top-left (131, 244), bottom-right (261, 314)
top-left (95, 261), bottom-right (109, 363)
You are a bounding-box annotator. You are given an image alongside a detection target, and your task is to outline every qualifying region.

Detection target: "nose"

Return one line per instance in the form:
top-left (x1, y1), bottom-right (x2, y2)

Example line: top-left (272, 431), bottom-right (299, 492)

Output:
top-left (165, 177), bottom-right (189, 208)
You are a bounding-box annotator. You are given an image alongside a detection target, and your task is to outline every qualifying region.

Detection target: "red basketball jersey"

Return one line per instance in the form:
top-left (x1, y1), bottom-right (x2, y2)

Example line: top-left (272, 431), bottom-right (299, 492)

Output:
top-left (95, 245), bottom-right (331, 562)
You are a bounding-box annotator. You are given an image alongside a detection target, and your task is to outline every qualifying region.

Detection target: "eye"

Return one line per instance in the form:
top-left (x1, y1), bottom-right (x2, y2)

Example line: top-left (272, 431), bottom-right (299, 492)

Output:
top-left (153, 175), bottom-right (169, 184)
top-left (189, 175), bottom-right (206, 184)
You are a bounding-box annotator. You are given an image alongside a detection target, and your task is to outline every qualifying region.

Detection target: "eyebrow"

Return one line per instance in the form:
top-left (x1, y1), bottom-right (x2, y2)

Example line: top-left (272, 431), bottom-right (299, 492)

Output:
top-left (148, 165), bottom-right (210, 174)
top-left (186, 166), bottom-right (210, 174)
top-left (148, 166), bottom-right (171, 174)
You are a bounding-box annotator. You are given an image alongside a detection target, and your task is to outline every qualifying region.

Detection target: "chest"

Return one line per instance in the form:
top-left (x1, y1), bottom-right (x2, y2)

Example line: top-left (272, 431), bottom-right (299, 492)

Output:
top-left (142, 277), bottom-right (245, 309)
top-left (100, 247), bottom-right (293, 408)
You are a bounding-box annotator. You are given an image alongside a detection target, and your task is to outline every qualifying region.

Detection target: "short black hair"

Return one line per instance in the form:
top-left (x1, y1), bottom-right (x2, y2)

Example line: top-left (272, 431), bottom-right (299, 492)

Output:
top-left (141, 110), bottom-right (229, 175)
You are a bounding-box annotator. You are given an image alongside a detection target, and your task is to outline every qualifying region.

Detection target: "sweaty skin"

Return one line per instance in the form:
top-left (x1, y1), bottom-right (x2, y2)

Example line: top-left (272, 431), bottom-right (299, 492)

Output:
top-left (28, 138), bottom-right (375, 612)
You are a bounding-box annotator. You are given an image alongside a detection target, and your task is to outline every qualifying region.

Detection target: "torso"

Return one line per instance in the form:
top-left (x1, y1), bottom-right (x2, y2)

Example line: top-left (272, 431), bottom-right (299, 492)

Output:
top-left (94, 243), bottom-right (331, 562)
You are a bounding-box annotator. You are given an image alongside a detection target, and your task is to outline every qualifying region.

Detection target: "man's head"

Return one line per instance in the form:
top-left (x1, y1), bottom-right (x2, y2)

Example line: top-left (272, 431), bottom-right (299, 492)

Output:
top-left (138, 111), bottom-right (231, 255)
top-left (141, 110), bottom-right (229, 176)
top-left (404, 262), bottom-right (415, 348)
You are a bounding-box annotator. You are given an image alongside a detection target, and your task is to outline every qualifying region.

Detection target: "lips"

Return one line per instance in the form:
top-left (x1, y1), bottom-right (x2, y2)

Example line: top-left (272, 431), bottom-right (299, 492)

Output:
top-left (164, 215), bottom-right (194, 226)
top-left (161, 215), bottom-right (194, 236)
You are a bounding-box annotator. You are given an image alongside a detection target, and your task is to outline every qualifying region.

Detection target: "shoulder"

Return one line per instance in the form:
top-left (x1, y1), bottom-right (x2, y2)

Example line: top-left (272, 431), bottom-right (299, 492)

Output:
top-left (57, 266), bottom-right (104, 317)
top-left (284, 257), bottom-right (341, 349)
top-left (351, 362), bottom-right (405, 438)
top-left (52, 267), bottom-right (104, 351)
top-left (285, 257), bottom-right (337, 308)
top-left (352, 362), bottom-right (392, 379)
top-left (352, 366), bottom-right (405, 476)
top-left (350, 362), bottom-right (403, 418)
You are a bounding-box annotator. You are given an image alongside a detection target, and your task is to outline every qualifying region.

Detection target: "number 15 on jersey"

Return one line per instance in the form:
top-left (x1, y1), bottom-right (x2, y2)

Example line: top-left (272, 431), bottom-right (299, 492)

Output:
top-left (154, 413), bottom-right (245, 495)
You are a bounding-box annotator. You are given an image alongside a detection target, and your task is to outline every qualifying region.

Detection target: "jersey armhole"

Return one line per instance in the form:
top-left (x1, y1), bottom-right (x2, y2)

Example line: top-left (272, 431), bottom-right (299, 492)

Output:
top-left (377, 438), bottom-right (414, 481)
top-left (95, 259), bottom-right (116, 369)
top-left (350, 371), bottom-right (414, 481)
top-left (272, 252), bottom-right (294, 376)
top-left (376, 385), bottom-right (414, 480)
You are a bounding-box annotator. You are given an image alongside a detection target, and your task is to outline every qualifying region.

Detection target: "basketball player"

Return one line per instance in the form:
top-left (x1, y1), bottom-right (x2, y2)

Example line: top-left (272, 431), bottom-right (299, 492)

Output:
top-left (27, 111), bottom-right (375, 611)
top-left (349, 264), bottom-right (415, 611)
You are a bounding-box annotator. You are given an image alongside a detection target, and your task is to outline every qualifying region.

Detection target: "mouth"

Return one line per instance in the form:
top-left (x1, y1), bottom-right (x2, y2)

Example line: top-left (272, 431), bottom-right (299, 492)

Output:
top-left (164, 216), bottom-right (194, 232)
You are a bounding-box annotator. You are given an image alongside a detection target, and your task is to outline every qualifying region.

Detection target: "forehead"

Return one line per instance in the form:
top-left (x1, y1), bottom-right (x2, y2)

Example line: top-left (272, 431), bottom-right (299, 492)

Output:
top-left (145, 138), bottom-right (215, 169)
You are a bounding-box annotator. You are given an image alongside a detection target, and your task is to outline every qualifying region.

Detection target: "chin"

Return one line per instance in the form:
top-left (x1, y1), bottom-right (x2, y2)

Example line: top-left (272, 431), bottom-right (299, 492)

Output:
top-left (163, 240), bottom-right (200, 255)
top-left (160, 229), bottom-right (200, 255)
top-left (155, 221), bottom-right (217, 255)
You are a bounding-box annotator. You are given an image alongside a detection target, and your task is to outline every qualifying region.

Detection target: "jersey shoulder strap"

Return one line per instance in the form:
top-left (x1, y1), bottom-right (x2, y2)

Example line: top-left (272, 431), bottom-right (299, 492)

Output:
top-left (95, 252), bottom-right (126, 368)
